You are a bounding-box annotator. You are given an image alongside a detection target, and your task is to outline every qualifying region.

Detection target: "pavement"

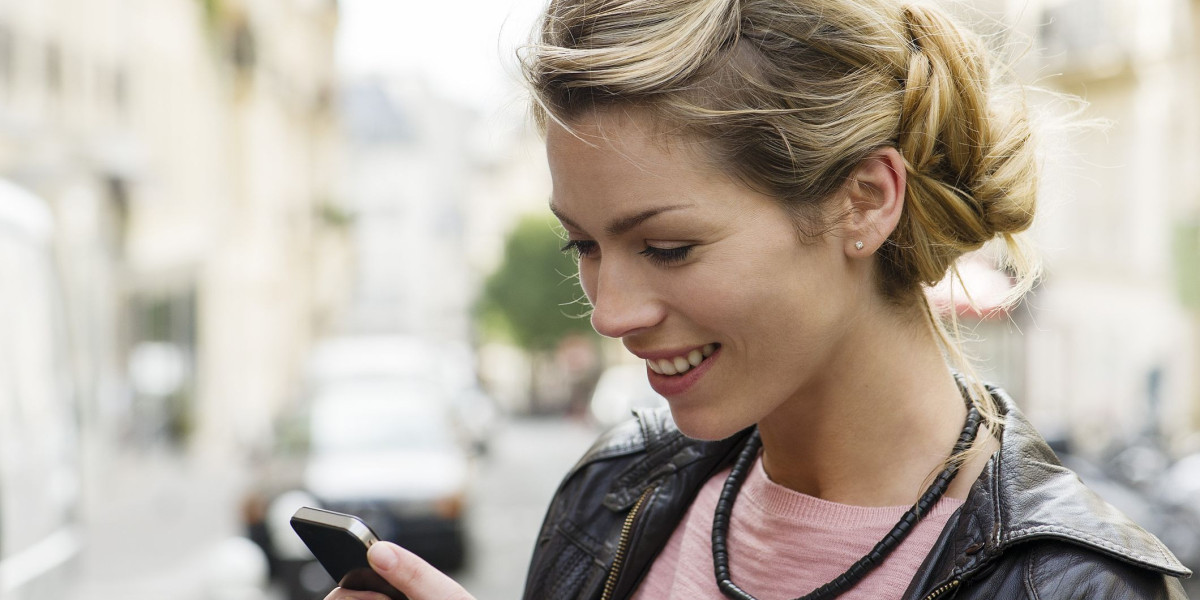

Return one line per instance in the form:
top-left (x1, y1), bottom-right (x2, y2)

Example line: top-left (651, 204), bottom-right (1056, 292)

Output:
top-left (68, 447), bottom-right (262, 600)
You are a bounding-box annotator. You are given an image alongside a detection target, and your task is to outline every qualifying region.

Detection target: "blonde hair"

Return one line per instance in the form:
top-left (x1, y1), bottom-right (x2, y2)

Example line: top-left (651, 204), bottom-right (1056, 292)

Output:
top-left (522, 0), bottom-right (1043, 434)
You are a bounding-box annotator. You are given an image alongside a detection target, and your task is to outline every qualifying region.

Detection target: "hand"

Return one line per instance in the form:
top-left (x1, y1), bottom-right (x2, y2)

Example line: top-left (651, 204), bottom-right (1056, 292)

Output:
top-left (323, 542), bottom-right (475, 600)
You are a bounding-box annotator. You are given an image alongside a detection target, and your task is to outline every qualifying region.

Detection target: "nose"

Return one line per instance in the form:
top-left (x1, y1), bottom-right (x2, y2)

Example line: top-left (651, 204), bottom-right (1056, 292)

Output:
top-left (585, 258), bottom-right (665, 339)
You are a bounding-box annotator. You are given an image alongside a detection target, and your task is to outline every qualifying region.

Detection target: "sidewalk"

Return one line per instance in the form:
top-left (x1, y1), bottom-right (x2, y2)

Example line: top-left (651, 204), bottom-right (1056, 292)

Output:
top-left (69, 447), bottom-right (263, 600)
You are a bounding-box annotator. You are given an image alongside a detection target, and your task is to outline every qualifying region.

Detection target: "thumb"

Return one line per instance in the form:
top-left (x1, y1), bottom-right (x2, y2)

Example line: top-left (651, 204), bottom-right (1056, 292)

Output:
top-left (368, 541), bottom-right (475, 600)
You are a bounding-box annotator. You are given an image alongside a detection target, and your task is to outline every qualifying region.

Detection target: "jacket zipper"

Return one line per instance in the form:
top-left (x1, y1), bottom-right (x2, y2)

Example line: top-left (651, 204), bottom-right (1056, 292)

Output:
top-left (599, 484), bottom-right (658, 600)
top-left (921, 579), bottom-right (960, 600)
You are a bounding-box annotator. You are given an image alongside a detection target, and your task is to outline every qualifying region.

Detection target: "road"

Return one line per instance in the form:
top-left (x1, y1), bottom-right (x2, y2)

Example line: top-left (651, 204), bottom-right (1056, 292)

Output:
top-left (67, 416), bottom-right (600, 600)
top-left (64, 446), bottom-right (249, 600)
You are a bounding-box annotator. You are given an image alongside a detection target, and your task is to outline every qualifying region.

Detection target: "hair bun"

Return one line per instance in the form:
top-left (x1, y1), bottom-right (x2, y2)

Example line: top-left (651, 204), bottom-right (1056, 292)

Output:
top-left (889, 4), bottom-right (1038, 287)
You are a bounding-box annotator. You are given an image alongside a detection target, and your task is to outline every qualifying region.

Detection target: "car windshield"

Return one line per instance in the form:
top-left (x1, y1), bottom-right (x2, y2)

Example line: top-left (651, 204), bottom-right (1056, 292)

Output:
top-left (308, 380), bottom-right (455, 455)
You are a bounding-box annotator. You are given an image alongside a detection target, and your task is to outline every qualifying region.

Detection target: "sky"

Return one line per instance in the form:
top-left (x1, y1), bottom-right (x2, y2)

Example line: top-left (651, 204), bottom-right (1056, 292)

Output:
top-left (335, 0), bottom-right (547, 115)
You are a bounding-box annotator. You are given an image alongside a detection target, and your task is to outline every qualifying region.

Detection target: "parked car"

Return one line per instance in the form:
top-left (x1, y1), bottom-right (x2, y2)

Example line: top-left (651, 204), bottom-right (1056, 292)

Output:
top-left (243, 376), bottom-right (472, 600)
top-left (0, 179), bottom-right (82, 598)
top-left (305, 335), bottom-right (500, 453)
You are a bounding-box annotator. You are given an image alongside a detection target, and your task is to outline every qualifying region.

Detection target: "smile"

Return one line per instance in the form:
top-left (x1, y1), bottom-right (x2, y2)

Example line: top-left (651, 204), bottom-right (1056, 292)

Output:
top-left (646, 344), bottom-right (718, 376)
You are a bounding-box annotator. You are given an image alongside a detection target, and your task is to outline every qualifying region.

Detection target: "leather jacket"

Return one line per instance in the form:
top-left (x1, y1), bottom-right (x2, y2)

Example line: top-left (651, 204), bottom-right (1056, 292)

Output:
top-left (523, 386), bottom-right (1191, 599)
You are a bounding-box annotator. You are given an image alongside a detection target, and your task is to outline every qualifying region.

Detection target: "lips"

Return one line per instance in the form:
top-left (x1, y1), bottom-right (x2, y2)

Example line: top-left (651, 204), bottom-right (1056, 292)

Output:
top-left (639, 343), bottom-right (721, 397)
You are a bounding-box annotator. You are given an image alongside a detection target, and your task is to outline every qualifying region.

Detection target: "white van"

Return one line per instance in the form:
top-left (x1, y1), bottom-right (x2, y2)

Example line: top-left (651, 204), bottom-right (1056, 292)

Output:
top-left (0, 179), bottom-right (81, 599)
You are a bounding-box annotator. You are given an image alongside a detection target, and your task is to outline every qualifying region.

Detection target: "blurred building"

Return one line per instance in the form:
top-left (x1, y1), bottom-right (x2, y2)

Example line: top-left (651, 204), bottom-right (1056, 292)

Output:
top-left (465, 128), bottom-right (562, 414)
top-left (0, 0), bottom-right (348, 459)
top-left (949, 0), bottom-right (1200, 455)
top-left (337, 77), bottom-right (475, 340)
top-left (335, 71), bottom-right (557, 412)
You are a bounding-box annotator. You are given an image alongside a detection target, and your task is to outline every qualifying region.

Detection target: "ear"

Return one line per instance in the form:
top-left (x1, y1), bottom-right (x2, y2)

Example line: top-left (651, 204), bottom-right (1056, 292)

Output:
top-left (840, 147), bottom-right (906, 257)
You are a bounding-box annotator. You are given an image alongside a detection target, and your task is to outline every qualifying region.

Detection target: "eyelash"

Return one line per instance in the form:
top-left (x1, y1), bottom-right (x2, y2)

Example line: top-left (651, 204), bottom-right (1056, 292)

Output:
top-left (639, 245), bottom-right (693, 266)
top-left (560, 240), bottom-right (598, 259)
top-left (559, 241), bottom-right (694, 266)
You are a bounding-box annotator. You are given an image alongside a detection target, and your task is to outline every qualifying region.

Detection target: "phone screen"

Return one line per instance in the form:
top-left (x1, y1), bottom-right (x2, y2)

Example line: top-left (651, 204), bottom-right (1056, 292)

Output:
top-left (290, 507), bottom-right (408, 600)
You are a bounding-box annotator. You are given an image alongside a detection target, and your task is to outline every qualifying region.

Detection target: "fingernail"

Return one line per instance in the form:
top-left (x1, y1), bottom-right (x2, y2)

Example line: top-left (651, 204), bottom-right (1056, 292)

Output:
top-left (368, 541), bottom-right (399, 570)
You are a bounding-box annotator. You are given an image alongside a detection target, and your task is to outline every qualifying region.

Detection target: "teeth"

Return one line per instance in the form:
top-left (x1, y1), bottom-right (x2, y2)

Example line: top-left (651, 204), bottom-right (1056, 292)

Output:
top-left (647, 344), bottom-right (719, 377)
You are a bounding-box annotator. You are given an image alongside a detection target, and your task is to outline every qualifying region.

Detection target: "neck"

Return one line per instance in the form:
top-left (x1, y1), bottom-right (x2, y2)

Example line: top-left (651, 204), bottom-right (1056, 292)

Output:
top-left (756, 303), bottom-right (976, 507)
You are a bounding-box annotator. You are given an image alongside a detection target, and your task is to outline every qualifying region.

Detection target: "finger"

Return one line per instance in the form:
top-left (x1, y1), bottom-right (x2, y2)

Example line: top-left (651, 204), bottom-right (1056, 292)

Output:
top-left (368, 541), bottom-right (475, 600)
top-left (323, 588), bottom-right (391, 600)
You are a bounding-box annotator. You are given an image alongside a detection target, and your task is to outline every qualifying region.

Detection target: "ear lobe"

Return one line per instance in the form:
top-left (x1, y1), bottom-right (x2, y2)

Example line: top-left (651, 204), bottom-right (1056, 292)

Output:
top-left (842, 147), bottom-right (906, 256)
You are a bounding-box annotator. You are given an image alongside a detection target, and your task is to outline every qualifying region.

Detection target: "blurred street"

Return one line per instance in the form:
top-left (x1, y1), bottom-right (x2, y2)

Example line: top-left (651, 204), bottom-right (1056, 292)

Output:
top-left (67, 417), bottom-right (600, 600)
top-left (68, 449), bottom-right (249, 600)
top-left (1, 0), bottom-right (1199, 598)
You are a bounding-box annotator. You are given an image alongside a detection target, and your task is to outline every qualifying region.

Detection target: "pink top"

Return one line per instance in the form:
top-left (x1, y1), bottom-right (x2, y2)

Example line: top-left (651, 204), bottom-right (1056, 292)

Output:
top-left (631, 456), bottom-right (964, 600)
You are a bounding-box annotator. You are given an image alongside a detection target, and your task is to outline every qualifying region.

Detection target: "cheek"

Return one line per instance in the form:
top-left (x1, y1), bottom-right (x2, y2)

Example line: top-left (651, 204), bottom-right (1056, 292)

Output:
top-left (673, 246), bottom-right (802, 317)
top-left (669, 245), bottom-right (839, 345)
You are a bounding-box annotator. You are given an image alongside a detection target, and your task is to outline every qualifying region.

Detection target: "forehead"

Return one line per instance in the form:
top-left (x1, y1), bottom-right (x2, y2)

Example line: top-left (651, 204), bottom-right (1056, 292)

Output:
top-left (545, 110), bottom-right (726, 205)
top-left (545, 110), bottom-right (803, 244)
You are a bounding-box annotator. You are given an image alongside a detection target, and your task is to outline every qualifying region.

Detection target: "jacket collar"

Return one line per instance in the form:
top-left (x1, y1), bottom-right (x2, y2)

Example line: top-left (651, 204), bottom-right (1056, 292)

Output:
top-left (601, 408), bottom-right (748, 511)
top-left (951, 386), bottom-right (1190, 578)
top-left (607, 386), bottom-right (1190, 586)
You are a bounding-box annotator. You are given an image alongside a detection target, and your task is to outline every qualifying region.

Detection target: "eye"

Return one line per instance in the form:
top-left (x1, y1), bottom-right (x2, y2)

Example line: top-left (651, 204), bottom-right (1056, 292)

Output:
top-left (560, 239), bottom-right (599, 260)
top-left (639, 244), bottom-right (693, 266)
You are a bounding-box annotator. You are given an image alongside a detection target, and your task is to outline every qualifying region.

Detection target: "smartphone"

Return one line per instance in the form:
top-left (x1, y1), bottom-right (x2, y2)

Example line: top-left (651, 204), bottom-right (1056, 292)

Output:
top-left (290, 506), bottom-right (408, 600)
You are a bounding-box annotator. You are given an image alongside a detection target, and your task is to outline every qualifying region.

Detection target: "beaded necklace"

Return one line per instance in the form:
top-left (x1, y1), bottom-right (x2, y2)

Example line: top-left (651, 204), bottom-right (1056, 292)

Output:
top-left (712, 400), bottom-right (982, 600)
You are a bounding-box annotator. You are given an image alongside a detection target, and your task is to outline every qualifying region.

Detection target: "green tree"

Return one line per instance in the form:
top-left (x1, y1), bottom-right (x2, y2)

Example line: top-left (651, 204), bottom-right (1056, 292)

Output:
top-left (476, 213), bottom-right (595, 353)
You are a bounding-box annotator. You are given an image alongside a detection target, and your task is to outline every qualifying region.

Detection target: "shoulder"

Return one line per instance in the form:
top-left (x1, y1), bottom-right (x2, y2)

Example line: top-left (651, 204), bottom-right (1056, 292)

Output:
top-left (1007, 541), bottom-right (1189, 599)
top-left (985, 387), bottom-right (1188, 574)
top-left (948, 386), bottom-right (1191, 599)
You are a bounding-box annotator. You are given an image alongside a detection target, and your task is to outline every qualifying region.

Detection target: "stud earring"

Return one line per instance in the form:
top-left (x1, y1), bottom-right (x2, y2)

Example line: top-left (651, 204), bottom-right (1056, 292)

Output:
top-left (855, 241), bottom-right (865, 250)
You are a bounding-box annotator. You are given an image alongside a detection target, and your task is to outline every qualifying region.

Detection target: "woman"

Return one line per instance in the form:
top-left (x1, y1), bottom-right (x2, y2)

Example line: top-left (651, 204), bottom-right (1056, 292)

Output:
top-left (328, 0), bottom-right (1192, 598)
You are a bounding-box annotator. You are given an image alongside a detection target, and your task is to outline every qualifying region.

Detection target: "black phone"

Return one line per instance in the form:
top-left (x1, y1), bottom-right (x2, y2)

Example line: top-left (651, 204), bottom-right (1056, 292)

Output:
top-left (290, 506), bottom-right (408, 600)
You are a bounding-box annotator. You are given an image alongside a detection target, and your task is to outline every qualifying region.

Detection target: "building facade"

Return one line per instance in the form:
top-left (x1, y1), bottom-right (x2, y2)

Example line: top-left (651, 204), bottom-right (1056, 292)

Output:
top-left (949, 0), bottom-right (1200, 454)
top-left (0, 0), bottom-right (348, 460)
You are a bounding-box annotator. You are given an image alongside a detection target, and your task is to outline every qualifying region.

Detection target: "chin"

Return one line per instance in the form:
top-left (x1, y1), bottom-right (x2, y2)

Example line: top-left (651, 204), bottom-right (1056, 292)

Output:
top-left (670, 408), bottom-right (751, 442)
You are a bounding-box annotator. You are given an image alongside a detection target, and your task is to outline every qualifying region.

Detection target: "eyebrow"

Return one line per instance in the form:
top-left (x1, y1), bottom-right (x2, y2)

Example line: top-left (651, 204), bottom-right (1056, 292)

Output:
top-left (549, 204), bottom-right (690, 237)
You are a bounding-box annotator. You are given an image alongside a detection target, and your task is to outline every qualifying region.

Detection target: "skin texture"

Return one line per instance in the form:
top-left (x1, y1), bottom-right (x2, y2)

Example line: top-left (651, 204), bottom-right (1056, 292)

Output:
top-left (549, 111), bottom-right (990, 504)
top-left (324, 109), bottom-right (995, 600)
top-left (550, 113), bottom-right (881, 443)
